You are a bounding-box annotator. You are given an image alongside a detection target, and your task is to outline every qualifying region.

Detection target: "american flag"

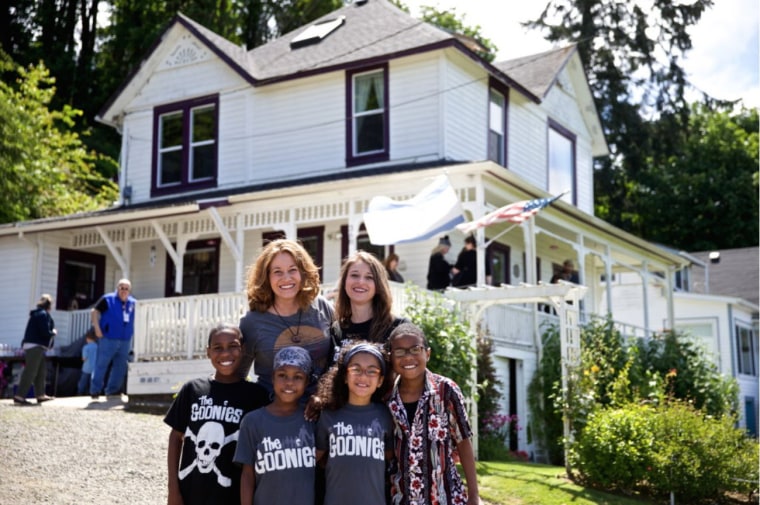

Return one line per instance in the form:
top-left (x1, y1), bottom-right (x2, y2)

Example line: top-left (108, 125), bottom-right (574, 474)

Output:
top-left (456, 194), bottom-right (563, 234)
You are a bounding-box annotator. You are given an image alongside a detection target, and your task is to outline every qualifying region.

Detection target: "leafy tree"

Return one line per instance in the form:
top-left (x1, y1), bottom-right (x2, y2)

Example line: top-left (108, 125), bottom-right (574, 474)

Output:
top-left (639, 105), bottom-right (759, 250)
top-left (0, 52), bottom-right (118, 223)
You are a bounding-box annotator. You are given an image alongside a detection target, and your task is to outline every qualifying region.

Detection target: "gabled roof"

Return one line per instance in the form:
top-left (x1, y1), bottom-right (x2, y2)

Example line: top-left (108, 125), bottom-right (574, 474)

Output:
top-left (495, 45), bottom-right (577, 99)
top-left (689, 247), bottom-right (759, 307)
top-left (99, 0), bottom-right (541, 123)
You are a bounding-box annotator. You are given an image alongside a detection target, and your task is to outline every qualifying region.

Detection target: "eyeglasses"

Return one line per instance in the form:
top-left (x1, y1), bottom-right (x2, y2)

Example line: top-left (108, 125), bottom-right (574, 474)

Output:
top-left (390, 345), bottom-right (426, 358)
top-left (347, 365), bottom-right (382, 378)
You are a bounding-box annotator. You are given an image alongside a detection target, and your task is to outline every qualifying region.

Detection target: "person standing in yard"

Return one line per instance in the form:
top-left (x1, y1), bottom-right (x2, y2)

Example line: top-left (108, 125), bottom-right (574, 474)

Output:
top-left (238, 239), bottom-right (334, 396)
top-left (165, 324), bottom-right (269, 505)
top-left (77, 331), bottom-right (98, 395)
top-left (386, 322), bottom-right (480, 505)
top-left (14, 294), bottom-right (57, 405)
top-left (90, 278), bottom-right (136, 398)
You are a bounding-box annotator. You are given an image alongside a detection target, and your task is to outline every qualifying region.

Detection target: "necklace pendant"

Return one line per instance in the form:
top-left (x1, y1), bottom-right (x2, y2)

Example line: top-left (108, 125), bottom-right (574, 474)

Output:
top-left (290, 334), bottom-right (302, 343)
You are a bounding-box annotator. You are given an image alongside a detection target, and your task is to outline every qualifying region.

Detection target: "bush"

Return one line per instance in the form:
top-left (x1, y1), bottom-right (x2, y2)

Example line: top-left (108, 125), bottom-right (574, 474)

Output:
top-left (571, 400), bottom-right (760, 502)
top-left (571, 403), bottom-right (656, 493)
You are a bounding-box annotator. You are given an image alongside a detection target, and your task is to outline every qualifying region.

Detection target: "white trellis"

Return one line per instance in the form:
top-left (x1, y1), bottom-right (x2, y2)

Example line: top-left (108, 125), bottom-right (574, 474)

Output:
top-left (446, 281), bottom-right (586, 466)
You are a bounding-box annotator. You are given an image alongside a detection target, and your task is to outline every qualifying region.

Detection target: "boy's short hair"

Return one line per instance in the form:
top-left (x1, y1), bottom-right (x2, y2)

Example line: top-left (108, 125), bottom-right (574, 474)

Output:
top-left (207, 323), bottom-right (243, 347)
top-left (274, 346), bottom-right (312, 376)
top-left (387, 322), bottom-right (429, 348)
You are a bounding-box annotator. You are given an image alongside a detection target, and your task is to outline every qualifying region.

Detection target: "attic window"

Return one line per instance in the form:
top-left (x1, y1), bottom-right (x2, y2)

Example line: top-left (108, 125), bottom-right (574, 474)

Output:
top-left (290, 16), bottom-right (345, 49)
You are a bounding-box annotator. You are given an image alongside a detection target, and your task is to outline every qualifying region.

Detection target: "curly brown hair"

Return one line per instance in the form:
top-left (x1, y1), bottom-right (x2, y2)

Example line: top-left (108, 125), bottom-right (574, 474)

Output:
top-left (334, 251), bottom-right (395, 342)
top-left (316, 341), bottom-right (388, 411)
top-left (245, 239), bottom-right (321, 312)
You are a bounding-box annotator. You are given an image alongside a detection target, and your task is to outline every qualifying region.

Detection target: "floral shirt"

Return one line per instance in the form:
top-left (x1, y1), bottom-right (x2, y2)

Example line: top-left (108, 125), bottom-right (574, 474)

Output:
top-left (387, 370), bottom-right (472, 505)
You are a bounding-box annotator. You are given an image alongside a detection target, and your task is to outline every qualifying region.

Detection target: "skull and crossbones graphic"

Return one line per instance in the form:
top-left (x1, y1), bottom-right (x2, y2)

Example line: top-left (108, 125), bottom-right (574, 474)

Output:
top-left (179, 421), bottom-right (238, 486)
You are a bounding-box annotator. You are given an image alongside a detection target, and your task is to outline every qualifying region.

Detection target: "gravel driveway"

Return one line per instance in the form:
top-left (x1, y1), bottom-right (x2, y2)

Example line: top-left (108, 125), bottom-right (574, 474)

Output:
top-left (0, 397), bottom-right (168, 505)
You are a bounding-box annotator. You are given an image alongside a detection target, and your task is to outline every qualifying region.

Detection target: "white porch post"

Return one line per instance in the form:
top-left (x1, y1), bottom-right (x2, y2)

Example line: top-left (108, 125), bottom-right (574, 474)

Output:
top-left (641, 260), bottom-right (650, 337)
top-left (207, 207), bottom-right (244, 292)
top-left (604, 246), bottom-right (613, 314)
top-left (96, 226), bottom-right (130, 278)
top-left (665, 265), bottom-right (675, 330)
top-left (473, 174), bottom-right (487, 287)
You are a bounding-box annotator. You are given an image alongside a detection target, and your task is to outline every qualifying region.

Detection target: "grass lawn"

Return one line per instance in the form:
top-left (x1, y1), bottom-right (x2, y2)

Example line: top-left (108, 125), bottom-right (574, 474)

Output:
top-left (475, 461), bottom-right (654, 505)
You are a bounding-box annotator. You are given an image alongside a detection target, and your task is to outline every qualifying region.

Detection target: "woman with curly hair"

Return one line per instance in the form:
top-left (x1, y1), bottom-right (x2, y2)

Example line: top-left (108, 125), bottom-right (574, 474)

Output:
top-left (239, 239), bottom-right (334, 396)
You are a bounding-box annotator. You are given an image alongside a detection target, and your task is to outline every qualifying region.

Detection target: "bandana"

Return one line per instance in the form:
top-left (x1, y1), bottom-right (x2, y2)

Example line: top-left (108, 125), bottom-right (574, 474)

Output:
top-left (343, 343), bottom-right (386, 374)
top-left (273, 346), bottom-right (312, 376)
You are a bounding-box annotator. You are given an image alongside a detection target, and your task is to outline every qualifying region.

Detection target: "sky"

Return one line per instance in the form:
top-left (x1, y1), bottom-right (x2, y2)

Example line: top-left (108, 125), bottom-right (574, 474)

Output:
top-left (402, 0), bottom-right (759, 108)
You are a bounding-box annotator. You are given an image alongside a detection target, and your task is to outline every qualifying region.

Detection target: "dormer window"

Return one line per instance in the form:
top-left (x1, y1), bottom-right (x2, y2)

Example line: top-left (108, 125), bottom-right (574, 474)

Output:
top-left (346, 64), bottom-right (389, 167)
top-left (152, 95), bottom-right (218, 197)
top-left (290, 16), bottom-right (345, 49)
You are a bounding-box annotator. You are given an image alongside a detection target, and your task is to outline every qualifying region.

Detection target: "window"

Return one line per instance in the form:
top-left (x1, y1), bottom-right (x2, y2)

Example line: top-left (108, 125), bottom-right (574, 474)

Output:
top-left (164, 239), bottom-right (220, 296)
top-left (56, 249), bottom-right (106, 310)
top-left (263, 227), bottom-right (325, 281)
top-left (488, 242), bottom-right (510, 285)
top-left (488, 79), bottom-right (508, 166)
top-left (736, 323), bottom-right (757, 376)
top-left (346, 65), bottom-right (388, 166)
top-left (548, 120), bottom-right (576, 204)
top-left (152, 95), bottom-right (218, 196)
top-left (340, 224), bottom-right (392, 263)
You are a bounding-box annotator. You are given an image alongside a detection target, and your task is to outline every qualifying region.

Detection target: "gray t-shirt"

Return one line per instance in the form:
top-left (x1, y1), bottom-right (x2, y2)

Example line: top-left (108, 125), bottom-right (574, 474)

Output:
top-left (234, 406), bottom-right (316, 505)
top-left (239, 296), bottom-right (334, 394)
top-left (316, 403), bottom-right (394, 505)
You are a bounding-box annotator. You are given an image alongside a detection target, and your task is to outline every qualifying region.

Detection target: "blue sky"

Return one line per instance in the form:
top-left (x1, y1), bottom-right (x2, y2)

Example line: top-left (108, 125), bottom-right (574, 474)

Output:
top-left (403, 0), bottom-right (759, 108)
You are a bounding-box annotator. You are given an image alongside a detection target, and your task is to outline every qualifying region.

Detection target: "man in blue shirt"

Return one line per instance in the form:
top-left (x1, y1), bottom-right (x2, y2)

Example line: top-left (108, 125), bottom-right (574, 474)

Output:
top-left (90, 278), bottom-right (136, 399)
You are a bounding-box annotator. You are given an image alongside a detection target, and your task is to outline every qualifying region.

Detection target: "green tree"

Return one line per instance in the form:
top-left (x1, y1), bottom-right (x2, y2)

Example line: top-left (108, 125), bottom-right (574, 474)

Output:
top-left (639, 105), bottom-right (759, 250)
top-left (0, 52), bottom-right (118, 223)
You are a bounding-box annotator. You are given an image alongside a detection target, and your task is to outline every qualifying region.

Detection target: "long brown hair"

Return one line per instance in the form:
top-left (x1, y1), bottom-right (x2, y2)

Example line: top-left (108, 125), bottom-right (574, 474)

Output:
top-left (334, 251), bottom-right (394, 342)
top-left (245, 239), bottom-right (321, 312)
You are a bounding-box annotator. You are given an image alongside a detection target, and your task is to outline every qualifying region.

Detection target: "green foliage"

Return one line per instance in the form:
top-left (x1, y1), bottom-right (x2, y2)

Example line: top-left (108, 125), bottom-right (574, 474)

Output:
top-left (571, 403), bottom-right (656, 492)
top-left (0, 52), bottom-right (118, 223)
top-left (402, 284), bottom-right (476, 398)
top-left (417, 6), bottom-right (498, 62)
top-left (571, 400), bottom-right (760, 502)
top-left (529, 317), bottom-right (740, 468)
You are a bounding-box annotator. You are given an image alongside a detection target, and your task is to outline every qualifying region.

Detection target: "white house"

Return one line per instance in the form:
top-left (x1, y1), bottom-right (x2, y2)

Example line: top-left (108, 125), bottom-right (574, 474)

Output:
top-left (1, 0), bottom-right (755, 448)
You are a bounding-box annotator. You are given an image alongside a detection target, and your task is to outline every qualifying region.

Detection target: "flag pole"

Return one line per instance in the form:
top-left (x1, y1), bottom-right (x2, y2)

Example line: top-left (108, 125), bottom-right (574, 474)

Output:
top-left (484, 222), bottom-right (521, 248)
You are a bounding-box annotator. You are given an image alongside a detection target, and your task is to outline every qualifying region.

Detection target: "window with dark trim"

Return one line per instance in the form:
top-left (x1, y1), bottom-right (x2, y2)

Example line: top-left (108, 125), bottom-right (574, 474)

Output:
top-left (488, 78), bottom-right (509, 166)
top-left (346, 64), bottom-right (389, 166)
top-left (488, 242), bottom-right (510, 285)
top-left (152, 95), bottom-right (218, 197)
top-left (57, 249), bottom-right (106, 310)
top-left (263, 227), bottom-right (325, 281)
top-left (340, 224), bottom-right (393, 263)
top-left (736, 323), bottom-right (757, 376)
top-left (547, 119), bottom-right (576, 204)
top-left (164, 239), bottom-right (220, 296)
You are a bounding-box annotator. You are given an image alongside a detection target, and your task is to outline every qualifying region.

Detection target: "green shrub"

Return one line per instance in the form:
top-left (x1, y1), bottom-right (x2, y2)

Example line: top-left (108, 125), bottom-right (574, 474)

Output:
top-left (571, 403), bottom-right (656, 492)
top-left (403, 285), bottom-right (475, 398)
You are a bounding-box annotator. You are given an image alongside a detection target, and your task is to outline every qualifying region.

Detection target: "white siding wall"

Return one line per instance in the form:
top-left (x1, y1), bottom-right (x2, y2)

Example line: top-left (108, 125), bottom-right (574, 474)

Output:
top-left (0, 236), bottom-right (37, 347)
top-left (442, 51), bottom-right (487, 161)
top-left (507, 94), bottom-right (547, 189)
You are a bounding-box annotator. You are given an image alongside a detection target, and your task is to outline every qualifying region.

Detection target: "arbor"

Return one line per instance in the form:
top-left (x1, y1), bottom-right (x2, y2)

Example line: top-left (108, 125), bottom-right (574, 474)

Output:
top-left (0, 52), bottom-right (118, 223)
top-left (522, 0), bottom-right (759, 250)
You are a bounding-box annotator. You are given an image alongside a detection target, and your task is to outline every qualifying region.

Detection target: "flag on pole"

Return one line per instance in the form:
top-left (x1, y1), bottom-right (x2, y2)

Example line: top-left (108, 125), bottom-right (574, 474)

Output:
top-left (363, 175), bottom-right (465, 245)
top-left (456, 193), bottom-right (564, 234)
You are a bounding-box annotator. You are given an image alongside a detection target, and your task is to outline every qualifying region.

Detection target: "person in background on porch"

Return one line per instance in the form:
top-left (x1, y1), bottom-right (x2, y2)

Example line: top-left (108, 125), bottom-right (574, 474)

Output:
top-left (90, 278), bottom-right (136, 399)
top-left (426, 236), bottom-right (453, 291)
top-left (452, 235), bottom-right (492, 288)
top-left (15, 294), bottom-right (57, 405)
top-left (238, 239), bottom-right (334, 396)
top-left (77, 330), bottom-right (98, 395)
top-left (165, 324), bottom-right (269, 505)
top-left (383, 252), bottom-right (404, 283)
top-left (551, 259), bottom-right (579, 284)
top-left (385, 322), bottom-right (480, 505)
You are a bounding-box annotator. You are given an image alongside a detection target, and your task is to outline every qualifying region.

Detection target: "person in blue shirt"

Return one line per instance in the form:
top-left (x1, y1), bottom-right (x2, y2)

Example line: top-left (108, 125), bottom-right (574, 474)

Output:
top-left (77, 331), bottom-right (98, 395)
top-left (90, 278), bottom-right (136, 398)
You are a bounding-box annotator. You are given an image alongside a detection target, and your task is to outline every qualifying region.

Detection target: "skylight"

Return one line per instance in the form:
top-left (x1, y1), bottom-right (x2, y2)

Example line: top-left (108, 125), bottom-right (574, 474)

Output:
top-left (290, 16), bottom-right (346, 49)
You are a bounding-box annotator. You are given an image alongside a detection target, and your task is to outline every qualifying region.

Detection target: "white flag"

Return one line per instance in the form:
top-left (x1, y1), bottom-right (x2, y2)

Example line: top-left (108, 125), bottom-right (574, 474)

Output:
top-left (363, 175), bottom-right (464, 245)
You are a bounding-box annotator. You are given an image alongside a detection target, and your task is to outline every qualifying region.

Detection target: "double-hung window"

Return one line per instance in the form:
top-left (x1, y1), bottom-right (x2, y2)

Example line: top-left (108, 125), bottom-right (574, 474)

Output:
top-left (152, 95), bottom-right (218, 196)
top-left (488, 78), bottom-right (508, 166)
top-left (548, 119), bottom-right (576, 204)
top-left (736, 323), bottom-right (757, 376)
top-left (347, 65), bottom-right (388, 166)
